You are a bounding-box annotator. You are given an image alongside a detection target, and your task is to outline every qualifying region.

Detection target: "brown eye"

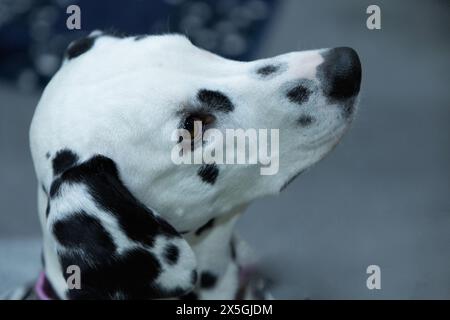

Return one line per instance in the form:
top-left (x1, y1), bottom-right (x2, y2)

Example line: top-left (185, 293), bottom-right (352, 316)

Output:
top-left (183, 113), bottom-right (215, 142)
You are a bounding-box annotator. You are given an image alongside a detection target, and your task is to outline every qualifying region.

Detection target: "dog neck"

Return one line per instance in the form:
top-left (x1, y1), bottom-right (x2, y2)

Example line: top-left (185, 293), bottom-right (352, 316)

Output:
top-left (41, 203), bottom-right (248, 300)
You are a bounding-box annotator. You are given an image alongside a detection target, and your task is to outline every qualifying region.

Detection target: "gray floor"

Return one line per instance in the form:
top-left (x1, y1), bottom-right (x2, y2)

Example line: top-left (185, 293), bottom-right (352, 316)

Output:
top-left (1, 0), bottom-right (449, 299)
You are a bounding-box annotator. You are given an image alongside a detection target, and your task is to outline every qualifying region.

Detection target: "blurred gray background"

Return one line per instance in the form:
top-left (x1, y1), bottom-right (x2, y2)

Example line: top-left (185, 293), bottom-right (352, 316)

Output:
top-left (1, 0), bottom-right (449, 299)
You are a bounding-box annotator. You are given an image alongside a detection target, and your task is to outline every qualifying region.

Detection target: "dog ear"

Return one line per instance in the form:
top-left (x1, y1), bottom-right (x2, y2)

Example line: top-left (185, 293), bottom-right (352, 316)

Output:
top-left (46, 150), bottom-right (197, 299)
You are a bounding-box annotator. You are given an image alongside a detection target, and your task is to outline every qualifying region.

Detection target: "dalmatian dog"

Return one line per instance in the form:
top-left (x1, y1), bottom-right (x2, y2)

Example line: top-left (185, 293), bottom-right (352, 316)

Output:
top-left (23, 31), bottom-right (361, 300)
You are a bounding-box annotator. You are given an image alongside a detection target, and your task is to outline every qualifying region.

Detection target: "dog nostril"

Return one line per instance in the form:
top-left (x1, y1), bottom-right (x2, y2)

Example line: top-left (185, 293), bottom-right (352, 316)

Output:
top-left (318, 47), bottom-right (361, 102)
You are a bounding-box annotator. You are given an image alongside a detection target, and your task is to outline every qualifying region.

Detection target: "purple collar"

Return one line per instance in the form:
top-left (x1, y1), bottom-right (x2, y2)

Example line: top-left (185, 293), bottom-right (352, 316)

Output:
top-left (34, 272), bottom-right (59, 300)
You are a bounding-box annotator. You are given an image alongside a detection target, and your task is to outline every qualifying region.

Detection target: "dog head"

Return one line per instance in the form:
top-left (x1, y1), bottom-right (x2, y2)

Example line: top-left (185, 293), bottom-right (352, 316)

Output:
top-left (30, 32), bottom-right (361, 299)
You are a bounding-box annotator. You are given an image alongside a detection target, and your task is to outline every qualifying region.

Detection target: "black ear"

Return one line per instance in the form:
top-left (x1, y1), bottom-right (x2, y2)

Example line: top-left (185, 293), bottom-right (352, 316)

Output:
top-left (47, 151), bottom-right (197, 299)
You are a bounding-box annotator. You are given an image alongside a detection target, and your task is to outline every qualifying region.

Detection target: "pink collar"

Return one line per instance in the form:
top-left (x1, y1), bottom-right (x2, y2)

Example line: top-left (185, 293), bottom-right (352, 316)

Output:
top-left (34, 272), bottom-right (59, 300)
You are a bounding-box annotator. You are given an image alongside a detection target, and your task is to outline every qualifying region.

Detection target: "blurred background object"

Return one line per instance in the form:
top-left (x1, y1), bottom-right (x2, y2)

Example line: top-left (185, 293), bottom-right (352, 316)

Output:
top-left (0, 0), bottom-right (449, 299)
top-left (0, 0), bottom-right (276, 91)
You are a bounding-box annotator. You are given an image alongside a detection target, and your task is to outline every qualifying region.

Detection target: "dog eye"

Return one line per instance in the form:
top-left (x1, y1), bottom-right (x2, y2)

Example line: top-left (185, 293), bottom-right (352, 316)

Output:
top-left (186, 117), bottom-right (203, 141)
top-left (183, 113), bottom-right (215, 142)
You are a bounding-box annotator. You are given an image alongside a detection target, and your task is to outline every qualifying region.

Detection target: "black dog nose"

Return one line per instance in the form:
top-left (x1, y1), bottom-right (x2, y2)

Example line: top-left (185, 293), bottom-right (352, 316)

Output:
top-left (319, 47), bottom-right (361, 101)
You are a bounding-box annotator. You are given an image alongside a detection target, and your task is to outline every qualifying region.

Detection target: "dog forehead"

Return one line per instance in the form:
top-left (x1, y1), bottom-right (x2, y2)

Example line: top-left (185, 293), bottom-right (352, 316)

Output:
top-left (59, 33), bottom-right (238, 84)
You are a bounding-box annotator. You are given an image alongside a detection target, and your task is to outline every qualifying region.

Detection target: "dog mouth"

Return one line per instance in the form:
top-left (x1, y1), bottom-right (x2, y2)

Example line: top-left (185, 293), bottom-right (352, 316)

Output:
top-left (300, 120), bottom-right (349, 150)
top-left (279, 169), bottom-right (306, 192)
top-left (278, 119), bottom-right (350, 193)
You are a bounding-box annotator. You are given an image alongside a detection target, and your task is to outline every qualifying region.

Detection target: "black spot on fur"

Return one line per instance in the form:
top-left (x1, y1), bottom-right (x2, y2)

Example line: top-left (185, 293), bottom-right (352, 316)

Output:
top-left (41, 184), bottom-right (51, 217)
top-left (53, 212), bottom-right (117, 257)
top-left (164, 244), bottom-right (179, 265)
top-left (298, 115), bottom-right (315, 127)
top-left (45, 200), bottom-right (51, 218)
top-left (49, 177), bottom-right (62, 198)
top-left (60, 247), bottom-right (163, 300)
top-left (50, 154), bottom-right (194, 299)
top-left (66, 37), bottom-right (96, 60)
top-left (198, 164), bottom-right (219, 185)
top-left (41, 184), bottom-right (48, 196)
top-left (197, 89), bottom-right (234, 113)
top-left (287, 85), bottom-right (312, 105)
top-left (52, 155), bottom-right (180, 246)
top-left (257, 64), bottom-right (279, 76)
top-left (52, 149), bottom-right (79, 176)
top-left (45, 152), bottom-right (51, 159)
top-left (200, 271), bottom-right (217, 289)
top-left (195, 218), bottom-right (215, 236)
